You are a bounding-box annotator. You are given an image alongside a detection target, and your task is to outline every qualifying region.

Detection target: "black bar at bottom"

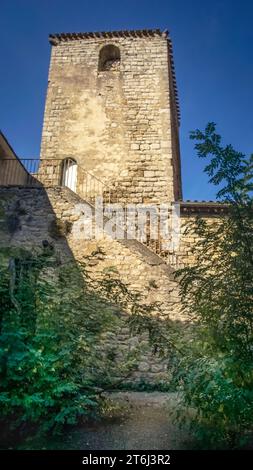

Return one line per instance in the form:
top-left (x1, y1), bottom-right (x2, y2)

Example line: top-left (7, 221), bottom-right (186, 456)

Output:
top-left (0, 450), bottom-right (251, 467)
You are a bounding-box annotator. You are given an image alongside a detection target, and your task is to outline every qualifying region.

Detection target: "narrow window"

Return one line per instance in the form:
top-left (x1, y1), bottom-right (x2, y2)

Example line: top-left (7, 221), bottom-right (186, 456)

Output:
top-left (98, 45), bottom-right (120, 72)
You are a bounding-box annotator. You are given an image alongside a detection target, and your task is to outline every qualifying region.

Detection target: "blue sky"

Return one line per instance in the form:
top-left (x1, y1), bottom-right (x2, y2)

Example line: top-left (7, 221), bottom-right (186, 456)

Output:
top-left (0, 0), bottom-right (252, 200)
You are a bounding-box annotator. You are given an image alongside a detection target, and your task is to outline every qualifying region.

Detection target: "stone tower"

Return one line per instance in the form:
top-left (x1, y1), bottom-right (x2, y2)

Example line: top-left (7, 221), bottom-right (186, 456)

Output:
top-left (40, 29), bottom-right (182, 204)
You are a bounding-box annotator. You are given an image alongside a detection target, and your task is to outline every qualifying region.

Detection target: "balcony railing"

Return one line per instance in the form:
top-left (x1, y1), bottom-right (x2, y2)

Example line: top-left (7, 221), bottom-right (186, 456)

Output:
top-left (0, 158), bottom-right (109, 203)
top-left (0, 158), bottom-right (138, 205)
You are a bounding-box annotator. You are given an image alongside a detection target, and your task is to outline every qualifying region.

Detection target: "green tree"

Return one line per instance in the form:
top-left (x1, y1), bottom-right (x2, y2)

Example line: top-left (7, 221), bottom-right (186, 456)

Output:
top-left (174, 123), bottom-right (253, 448)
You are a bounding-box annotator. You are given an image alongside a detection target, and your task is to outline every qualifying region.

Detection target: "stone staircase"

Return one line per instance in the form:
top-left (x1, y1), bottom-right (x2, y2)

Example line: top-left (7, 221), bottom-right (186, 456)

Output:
top-left (0, 157), bottom-right (175, 266)
top-left (59, 162), bottom-right (173, 263)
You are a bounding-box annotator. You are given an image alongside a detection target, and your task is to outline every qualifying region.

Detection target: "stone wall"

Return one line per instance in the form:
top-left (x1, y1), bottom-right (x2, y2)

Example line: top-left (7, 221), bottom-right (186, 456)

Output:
top-left (0, 186), bottom-right (227, 383)
top-left (40, 31), bottom-right (181, 204)
top-left (0, 186), bottom-right (184, 383)
top-left (172, 202), bottom-right (228, 269)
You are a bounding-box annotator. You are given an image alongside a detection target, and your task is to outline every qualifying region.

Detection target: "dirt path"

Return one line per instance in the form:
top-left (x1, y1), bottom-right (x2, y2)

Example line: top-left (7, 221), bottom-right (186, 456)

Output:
top-left (41, 392), bottom-right (191, 450)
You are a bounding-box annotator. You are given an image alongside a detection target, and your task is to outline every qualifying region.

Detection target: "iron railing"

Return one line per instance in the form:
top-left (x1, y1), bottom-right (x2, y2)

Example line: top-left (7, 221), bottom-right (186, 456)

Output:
top-left (0, 158), bottom-right (171, 260)
top-left (0, 158), bottom-right (138, 205)
top-left (0, 158), bottom-right (108, 203)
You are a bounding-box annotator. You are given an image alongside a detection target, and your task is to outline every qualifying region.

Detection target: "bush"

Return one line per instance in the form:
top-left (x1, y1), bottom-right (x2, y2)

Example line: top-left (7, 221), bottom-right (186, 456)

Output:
top-left (173, 124), bottom-right (253, 448)
top-left (0, 247), bottom-right (101, 440)
top-left (0, 244), bottom-right (158, 444)
top-left (172, 325), bottom-right (253, 448)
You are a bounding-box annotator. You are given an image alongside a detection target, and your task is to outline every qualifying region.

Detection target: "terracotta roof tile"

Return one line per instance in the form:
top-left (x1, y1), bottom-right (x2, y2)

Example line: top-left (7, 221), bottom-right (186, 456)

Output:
top-left (179, 200), bottom-right (230, 216)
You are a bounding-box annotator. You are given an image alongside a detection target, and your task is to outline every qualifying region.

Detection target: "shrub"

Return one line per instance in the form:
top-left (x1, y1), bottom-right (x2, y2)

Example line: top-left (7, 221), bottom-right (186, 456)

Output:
top-left (173, 124), bottom-right (253, 448)
top-left (0, 244), bottom-right (158, 444)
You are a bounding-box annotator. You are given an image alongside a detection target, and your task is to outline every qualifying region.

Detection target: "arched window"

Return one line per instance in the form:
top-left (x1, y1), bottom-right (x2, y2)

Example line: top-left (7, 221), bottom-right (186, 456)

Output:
top-left (98, 45), bottom-right (120, 72)
top-left (62, 158), bottom-right (77, 192)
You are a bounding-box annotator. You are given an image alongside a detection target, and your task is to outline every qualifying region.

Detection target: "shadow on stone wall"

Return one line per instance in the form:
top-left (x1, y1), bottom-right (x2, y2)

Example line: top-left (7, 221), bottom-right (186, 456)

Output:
top-left (0, 185), bottom-right (179, 387)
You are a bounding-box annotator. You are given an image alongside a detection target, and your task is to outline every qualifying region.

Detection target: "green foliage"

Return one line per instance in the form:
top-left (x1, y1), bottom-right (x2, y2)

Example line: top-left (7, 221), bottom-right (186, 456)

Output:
top-left (0, 247), bottom-right (101, 441)
top-left (0, 243), bottom-right (159, 444)
top-left (175, 348), bottom-right (253, 448)
top-left (173, 123), bottom-right (253, 448)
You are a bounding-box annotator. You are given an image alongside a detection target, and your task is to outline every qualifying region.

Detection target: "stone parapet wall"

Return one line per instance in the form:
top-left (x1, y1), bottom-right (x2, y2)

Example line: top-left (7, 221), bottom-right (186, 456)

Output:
top-left (168, 206), bottom-right (226, 269)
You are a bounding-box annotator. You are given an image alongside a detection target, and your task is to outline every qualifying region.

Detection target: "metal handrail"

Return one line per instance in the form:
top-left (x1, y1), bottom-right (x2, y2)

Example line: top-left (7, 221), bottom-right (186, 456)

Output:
top-left (0, 157), bottom-right (107, 183)
top-left (0, 157), bottom-right (170, 260)
top-left (0, 157), bottom-right (126, 205)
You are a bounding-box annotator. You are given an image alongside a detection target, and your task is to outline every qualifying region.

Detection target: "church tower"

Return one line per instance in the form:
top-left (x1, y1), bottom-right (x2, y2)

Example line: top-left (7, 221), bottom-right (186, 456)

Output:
top-left (40, 29), bottom-right (182, 203)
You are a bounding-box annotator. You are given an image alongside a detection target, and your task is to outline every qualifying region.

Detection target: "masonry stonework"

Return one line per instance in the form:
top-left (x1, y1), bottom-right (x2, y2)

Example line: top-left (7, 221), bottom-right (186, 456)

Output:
top-left (40, 30), bottom-right (182, 203)
top-left (0, 29), bottom-right (228, 384)
top-left (0, 186), bottom-right (183, 383)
